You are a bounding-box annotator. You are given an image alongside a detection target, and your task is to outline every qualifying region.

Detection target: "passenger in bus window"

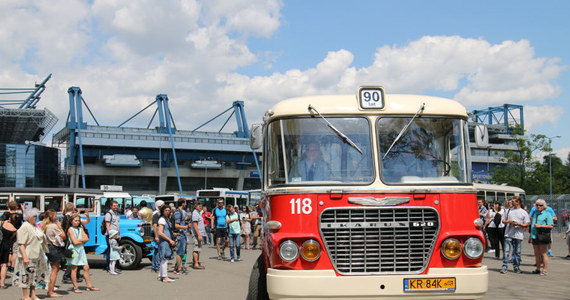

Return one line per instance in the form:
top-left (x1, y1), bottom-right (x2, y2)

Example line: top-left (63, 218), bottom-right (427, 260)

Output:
top-left (290, 142), bottom-right (331, 182)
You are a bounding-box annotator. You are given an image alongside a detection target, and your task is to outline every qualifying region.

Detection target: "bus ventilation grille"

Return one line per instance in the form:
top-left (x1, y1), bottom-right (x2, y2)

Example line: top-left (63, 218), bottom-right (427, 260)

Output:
top-left (320, 207), bottom-right (439, 274)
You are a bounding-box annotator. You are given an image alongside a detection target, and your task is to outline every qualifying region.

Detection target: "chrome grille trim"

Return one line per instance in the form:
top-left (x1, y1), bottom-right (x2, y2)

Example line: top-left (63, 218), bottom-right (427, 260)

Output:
top-left (319, 207), bottom-right (439, 275)
top-left (140, 223), bottom-right (153, 238)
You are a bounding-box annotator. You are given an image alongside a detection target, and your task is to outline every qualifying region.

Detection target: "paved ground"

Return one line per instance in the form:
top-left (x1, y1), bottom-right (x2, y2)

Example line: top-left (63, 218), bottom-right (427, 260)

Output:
top-left (2, 233), bottom-right (569, 299)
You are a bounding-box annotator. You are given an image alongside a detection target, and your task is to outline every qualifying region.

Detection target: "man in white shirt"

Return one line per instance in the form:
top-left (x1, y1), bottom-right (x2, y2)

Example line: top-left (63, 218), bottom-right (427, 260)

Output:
top-left (500, 196), bottom-right (530, 274)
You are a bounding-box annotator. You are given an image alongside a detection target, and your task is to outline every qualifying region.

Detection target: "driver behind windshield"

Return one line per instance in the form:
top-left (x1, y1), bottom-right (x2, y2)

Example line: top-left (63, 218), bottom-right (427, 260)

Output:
top-left (290, 142), bottom-right (331, 182)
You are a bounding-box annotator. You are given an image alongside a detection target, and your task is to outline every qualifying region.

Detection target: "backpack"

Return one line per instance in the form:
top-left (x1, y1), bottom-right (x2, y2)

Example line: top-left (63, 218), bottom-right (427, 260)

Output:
top-left (171, 209), bottom-right (182, 233)
top-left (493, 212), bottom-right (502, 227)
top-left (101, 211), bottom-right (113, 235)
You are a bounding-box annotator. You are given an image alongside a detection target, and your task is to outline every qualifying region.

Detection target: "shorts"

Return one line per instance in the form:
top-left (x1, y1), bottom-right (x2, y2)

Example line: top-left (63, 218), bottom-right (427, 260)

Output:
top-left (46, 245), bottom-right (63, 264)
top-left (176, 236), bottom-right (187, 256)
top-left (192, 236), bottom-right (202, 253)
top-left (215, 227), bottom-right (228, 240)
top-left (531, 238), bottom-right (550, 245)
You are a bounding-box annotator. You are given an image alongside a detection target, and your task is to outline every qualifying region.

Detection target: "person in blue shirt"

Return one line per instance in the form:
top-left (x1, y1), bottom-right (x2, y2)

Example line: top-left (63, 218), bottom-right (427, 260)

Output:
top-left (212, 199), bottom-right (228, 260)
top-left (529, 199), bottom-right (554, 276)
top-left (529, 201), bottom-right (557, 257)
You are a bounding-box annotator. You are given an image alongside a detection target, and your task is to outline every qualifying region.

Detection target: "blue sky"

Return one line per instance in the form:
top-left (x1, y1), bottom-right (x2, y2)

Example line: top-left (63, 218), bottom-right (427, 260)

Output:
top-left (0, 0), bottom-right (569, 159)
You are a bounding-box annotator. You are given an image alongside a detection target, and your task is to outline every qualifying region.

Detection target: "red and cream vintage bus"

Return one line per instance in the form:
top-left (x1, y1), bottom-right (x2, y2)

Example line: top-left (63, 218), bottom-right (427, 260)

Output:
top-left (247, 86), bottom-right (487, 299)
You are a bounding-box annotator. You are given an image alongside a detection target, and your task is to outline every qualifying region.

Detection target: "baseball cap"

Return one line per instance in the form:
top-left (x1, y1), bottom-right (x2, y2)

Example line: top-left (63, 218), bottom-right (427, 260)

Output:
top-left (155, 200), bottom-right (165, 208)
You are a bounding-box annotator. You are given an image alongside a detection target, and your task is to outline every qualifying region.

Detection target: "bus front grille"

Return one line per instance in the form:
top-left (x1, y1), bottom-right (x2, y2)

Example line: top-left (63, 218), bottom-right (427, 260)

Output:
top-left (319, 207), bottom-right (439, 274)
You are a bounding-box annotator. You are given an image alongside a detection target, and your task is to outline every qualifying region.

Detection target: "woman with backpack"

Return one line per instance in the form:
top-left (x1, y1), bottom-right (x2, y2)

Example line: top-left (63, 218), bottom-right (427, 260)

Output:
top-left (485, 201), bottom-right (505, 259)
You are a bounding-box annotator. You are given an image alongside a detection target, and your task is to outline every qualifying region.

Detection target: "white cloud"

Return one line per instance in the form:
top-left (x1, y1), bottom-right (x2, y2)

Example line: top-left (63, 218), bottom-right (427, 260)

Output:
top-left (523, 105), bottom-right (565, 131)
top-left (0, 1), bottom-right (566, 141)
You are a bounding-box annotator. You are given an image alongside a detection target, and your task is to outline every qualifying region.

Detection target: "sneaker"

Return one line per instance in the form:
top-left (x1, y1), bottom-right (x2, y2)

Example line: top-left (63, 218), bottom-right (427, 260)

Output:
top-left (230, 259), bottom-right (234, 263)
top-left (514, 268), bottom-right (521, 273)
top-left (109, 272), bottom-right (119, 275)
top-left (218, 255), bottom-right (222, 260)
top-left (237, 257), bottom-right (242, 261)
top-left (565, 255), bottom-right (570, 259)
top-left (500, 268), bottom-right (507, 274)
top-left (547, 250), bottom-right (554, 257)
top-left (487, 249), bottom-right (495, 253)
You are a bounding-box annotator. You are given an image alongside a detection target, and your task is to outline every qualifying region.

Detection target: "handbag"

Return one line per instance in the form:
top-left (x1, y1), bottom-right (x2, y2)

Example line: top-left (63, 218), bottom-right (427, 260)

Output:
top-left (60, 246), bottom-right (73, 258)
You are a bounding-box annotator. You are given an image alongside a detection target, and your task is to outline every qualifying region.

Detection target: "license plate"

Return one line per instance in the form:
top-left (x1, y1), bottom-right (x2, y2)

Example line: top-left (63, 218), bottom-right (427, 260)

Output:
top-left (403, 277), bottom-right (456, 292)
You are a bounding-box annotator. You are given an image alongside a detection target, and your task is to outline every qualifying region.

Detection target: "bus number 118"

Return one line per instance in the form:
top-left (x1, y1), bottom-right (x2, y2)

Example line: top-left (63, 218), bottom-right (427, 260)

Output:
top-left (290, 198), bottom-right (312, 214)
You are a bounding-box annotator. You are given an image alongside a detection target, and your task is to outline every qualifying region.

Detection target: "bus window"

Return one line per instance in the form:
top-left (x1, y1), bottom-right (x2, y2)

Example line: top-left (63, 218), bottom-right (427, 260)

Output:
top-left (0, 195), bottom-right (9, 210)
top-left (497, 193), bottom-right (505, 204)
top-left (485, 192), bottom-right (495, 204)
top-left (477, 191), bottom-right (486, 202)
top-left (379, 117), bottom-right (468, 184)
top-left (267, 117), bottom-right (373, 186)
top-left (15, 195), bottom-right (40, 210)
top-left (44, 196), bottom-right (64, 212)
top-left (76, 196), bottom-right (95, 211)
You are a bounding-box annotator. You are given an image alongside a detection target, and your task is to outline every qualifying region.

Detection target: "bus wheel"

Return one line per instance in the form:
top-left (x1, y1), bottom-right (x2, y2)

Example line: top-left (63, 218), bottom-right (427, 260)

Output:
top-left (119, 239), bottom-right (142, 270)
top-left (246, 254), bottom-right (269, 300)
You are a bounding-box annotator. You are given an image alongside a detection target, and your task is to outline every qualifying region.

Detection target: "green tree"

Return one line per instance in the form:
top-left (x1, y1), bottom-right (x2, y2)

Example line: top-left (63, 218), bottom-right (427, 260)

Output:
top-left (489, 127), bottom-right (550, 194)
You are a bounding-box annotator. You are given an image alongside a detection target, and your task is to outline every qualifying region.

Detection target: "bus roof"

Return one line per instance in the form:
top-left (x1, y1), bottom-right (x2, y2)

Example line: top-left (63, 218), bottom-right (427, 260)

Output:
top-left (0, 187), bottom-right (103, 195)
top-left (473, 183), bottom-right (525, 194)
top-left (267, 94), bottom-right (468, 120)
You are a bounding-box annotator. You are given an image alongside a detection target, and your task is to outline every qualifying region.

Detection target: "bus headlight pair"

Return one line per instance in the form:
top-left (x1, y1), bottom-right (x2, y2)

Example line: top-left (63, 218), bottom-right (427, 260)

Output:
top-left (279, 239), bottom-right (321, 262)
top-left (441, 237), bottom-right (484, 260)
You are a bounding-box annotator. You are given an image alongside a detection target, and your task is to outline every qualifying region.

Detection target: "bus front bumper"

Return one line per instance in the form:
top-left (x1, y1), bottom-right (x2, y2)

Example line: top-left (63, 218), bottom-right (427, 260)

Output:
top-left (267, 266), bottom-right (488, 300)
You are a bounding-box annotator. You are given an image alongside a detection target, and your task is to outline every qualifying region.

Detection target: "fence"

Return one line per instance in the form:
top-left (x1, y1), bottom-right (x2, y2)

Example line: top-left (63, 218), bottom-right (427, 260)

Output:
top-left (526, 194), bottom-right (570, 233)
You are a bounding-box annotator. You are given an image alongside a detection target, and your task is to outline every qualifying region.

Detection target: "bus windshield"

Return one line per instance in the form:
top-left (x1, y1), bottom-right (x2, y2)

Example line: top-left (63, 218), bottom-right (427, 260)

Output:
top-left (266, 117), bottom-right (373, 186)
top-left (378, 117), bottom-right (468, 184)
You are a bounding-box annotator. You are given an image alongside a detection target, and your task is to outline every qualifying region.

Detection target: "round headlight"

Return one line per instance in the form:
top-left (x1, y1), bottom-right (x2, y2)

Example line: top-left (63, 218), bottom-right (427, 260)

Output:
top-left (441, 238), bottom-right (462, 260)
top-left (463, 237), bottom-right (484, 259)
top-left (279, 240), bottom-right (299, 262)
top-left (301, 240), bottom-right (321, 262)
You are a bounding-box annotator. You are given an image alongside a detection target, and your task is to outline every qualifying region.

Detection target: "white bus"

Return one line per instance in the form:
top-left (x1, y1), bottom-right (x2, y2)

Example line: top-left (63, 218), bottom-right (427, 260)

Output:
top-left (474, 183), bottom-right (525, 204)
top-left (196, 188), bottom-right (250, 210)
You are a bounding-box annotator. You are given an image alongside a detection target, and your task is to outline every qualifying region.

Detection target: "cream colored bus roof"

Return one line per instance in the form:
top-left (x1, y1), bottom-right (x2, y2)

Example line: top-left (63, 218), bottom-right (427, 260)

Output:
top-left (267, 94), bottom-right (468, 119)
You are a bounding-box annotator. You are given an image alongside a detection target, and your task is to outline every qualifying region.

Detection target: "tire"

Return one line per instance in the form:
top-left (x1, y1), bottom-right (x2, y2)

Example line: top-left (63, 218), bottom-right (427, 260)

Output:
top-left (119, 239), bottom-right (142, 270)
top-left (246, 254), bottom-right (269, 300)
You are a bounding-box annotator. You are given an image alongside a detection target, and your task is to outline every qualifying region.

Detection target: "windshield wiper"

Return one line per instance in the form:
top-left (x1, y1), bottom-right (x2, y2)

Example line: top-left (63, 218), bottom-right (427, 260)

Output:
top-left (383, 103), bottom-right (425, 159)
top-left (308, 104), bottom-right (363, 155)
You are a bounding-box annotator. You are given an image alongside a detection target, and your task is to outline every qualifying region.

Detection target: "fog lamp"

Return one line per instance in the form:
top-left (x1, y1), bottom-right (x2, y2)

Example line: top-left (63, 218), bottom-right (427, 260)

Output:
top-left (301, 240), bottom-right (321, 261)
top-left (441, 238), bottom-right (462, 260)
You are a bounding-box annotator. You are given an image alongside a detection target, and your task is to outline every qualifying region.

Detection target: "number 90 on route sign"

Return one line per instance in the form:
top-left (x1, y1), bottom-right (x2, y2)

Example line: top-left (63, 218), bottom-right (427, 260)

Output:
top-left (358, 86), bottom-right (385, 109)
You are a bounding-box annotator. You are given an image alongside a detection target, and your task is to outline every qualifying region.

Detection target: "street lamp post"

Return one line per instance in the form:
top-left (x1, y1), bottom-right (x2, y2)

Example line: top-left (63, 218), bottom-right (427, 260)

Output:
top-left (548, 135), bottom-right (561, 203)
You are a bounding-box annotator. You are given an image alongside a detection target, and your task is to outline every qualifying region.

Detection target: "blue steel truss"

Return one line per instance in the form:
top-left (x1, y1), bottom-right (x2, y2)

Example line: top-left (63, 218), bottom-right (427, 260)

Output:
top-left (62, 89), bottom-right (260, 192)
top-left (471, 104), bottom-right (524, 133)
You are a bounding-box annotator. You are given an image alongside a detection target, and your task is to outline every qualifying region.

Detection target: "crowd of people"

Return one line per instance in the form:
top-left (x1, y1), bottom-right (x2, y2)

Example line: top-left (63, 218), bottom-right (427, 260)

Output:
top-left (478, 195), bottom-right (568, 276)
top-left (149, 198), bottom-right (263, 282)
top-left (0, 197), bottom-right (265, 297)
top-left (0, 201), bottom-right (100, 299)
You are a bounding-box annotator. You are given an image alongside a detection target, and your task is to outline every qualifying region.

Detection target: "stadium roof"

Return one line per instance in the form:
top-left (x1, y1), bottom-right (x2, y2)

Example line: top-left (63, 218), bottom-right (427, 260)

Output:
top-left (0, 107), bottom-right (58, 143)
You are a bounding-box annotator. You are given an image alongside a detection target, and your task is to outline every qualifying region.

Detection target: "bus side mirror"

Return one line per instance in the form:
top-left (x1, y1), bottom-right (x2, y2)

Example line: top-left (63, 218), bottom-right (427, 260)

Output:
top-left (250, 123), bottom-right (263, 150)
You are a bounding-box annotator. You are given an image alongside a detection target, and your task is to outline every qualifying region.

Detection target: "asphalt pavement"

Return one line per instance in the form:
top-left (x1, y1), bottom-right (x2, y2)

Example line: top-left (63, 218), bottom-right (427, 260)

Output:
top-left (2, 233), bottom-right (569, 299)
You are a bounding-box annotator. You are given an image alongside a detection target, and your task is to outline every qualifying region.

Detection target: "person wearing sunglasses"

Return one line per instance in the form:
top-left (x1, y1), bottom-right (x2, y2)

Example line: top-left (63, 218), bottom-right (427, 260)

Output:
top-left (530, 199), bottom-right (554, 276)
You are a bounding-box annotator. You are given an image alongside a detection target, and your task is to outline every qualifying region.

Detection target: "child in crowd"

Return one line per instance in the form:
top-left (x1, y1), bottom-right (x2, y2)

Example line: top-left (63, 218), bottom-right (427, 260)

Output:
top-left (108, 230), bottom-right (122, 275)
